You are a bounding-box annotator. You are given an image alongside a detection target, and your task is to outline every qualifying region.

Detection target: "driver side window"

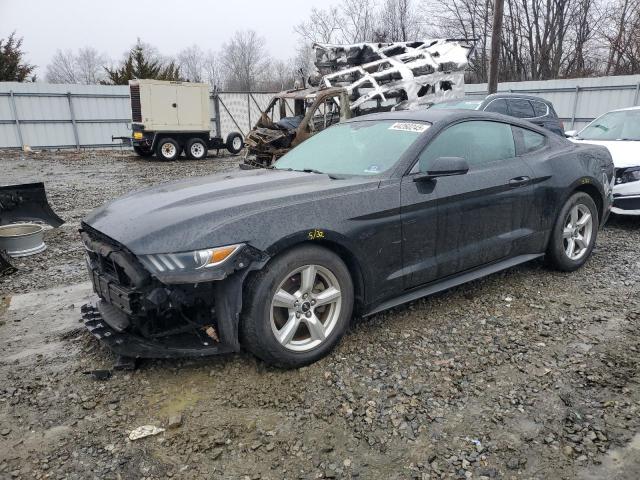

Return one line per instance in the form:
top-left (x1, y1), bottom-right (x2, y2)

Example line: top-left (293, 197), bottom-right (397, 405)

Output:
top-left (415, 120), bottom-right (516, 173)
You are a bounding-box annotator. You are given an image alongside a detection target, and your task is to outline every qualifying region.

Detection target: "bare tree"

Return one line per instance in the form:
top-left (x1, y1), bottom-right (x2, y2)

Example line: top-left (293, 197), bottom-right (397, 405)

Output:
top-left (203, 51), bottom-right (224, 90)
top-left (46, 50), bottom-right (77, 83)
top-left (294, 7), bottom-right (343, 44)
top-left (46, 47), bottom-right (108, 84)
top-left (341, 0), bottom-right (378, 42)
top-left (601, 0), bottom-right (640, 75)
top-left (76, 47), bottom-right (108, 84)
top-left (178, 45), bottom-right (205, 82)
top-left (263, 59), bottom-right (296, 91)
top-left (221, 30), bottom-right (271, 91)
top-left (375, 0), bottom-right (423, 41)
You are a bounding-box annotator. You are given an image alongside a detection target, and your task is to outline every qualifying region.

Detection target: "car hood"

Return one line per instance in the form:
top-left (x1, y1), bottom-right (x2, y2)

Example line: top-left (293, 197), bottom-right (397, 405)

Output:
top-left (569, 138), bottom-right (640, 168)
top-left (84, 168), bottom-right (379, 254)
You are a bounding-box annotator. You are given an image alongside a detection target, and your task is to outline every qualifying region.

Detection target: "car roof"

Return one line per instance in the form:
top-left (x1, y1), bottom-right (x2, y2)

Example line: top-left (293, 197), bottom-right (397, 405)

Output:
top-left (344, 108), bottom-right (550, 132)
top-left (609, 105), bottom-right (640, 113)
top-left (484, 92), bottom-right (552, 103)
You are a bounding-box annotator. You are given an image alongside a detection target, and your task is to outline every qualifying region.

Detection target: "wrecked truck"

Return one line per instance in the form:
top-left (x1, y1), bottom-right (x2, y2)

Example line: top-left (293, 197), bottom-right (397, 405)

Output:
top-left (244, 39), bottom-right (473, 166)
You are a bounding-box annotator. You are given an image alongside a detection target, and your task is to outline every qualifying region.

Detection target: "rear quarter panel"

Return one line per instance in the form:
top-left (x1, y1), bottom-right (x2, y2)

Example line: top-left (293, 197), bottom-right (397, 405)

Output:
top-left (527, 140), bottom-right (613, 240)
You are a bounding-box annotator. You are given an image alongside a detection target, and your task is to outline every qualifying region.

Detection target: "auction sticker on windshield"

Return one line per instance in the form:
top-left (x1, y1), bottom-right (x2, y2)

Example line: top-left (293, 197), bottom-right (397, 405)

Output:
top-left (389, 122), bottom-right (430, 133)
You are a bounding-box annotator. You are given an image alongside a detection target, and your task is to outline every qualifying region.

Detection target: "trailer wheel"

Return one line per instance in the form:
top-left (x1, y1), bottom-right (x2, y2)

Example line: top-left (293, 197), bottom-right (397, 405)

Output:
top-left (185, 138), bottom-right (208, 160)
top-left (226, 132), bottom-right (244, 154)
top-left (156, 138), bottom-right (181, 161)
top-left (133, 145), bottom-right (154, 158)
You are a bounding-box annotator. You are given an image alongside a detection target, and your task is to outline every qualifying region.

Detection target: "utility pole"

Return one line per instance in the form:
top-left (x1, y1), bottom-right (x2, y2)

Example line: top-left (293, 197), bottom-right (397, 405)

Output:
top-left (488, 0), bottom-right (505, 94)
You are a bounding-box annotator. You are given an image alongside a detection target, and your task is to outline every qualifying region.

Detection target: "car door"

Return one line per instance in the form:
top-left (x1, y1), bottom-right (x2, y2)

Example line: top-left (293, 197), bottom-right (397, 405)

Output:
top-left (401, 120), bottom-right (536, 288)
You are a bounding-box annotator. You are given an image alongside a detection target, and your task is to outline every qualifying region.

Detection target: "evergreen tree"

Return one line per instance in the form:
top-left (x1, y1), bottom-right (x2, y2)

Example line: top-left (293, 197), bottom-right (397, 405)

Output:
top-left (103, 40), bottom-right (181, 84)
top-left (0, 32), bottom-right (36, 81)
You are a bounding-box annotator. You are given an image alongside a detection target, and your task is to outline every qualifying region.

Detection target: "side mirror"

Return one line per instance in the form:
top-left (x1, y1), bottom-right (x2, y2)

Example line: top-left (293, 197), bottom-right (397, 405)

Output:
top-left (414, 156), bottom-right (469, 182)
top-left (564, 130), bottom-right (577, 138)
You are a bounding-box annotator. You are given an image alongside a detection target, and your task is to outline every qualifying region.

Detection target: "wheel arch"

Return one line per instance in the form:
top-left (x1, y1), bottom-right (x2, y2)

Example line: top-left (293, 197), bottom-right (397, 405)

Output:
top-left (572, 182), bottom-right (604, 223)
top-left (543, 179), bottom-right (605, 252)
top-left (263, 233), bottom-right (366, 314)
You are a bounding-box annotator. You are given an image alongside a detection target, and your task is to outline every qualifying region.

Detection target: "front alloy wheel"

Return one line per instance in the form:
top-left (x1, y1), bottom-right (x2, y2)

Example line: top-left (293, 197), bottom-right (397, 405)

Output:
top-left (241, 245), bottom-right (354, 368)
top-left (270, 265), bottom-right (342, 352)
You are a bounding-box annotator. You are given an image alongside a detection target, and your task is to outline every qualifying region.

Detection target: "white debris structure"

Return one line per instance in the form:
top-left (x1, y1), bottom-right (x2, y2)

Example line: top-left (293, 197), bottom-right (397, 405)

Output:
top-left (311, 40), bottom-right (473, 113)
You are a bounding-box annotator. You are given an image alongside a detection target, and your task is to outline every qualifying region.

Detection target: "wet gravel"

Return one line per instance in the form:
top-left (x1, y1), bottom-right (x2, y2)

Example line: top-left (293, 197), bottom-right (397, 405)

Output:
top-left (0, 149), bottom-right (639, 479)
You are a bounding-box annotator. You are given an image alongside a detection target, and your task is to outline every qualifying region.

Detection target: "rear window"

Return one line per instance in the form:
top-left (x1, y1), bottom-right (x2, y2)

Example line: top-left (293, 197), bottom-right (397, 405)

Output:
top-left (484, 99), bottom-right (509, 114)
top-left (508, 99), bottom-right (535, 118)
top-left (532, 101), bottom-right (548, 117)
top-left (513, 126), bottom-right (547, 154)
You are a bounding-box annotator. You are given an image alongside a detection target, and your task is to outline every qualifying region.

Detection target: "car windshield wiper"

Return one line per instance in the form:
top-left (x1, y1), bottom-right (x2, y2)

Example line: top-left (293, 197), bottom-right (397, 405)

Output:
top-left (282, 168), bottom-right (342, 179)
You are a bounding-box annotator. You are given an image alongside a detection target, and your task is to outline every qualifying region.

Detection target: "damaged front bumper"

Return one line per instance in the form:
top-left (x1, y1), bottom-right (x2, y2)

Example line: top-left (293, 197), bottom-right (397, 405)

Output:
top-left (81, 302), bottom-right (238, 358)
top-left (612, 169), bottom-right (640, 215)
top-left (80, 224), bottom-right (268, 358)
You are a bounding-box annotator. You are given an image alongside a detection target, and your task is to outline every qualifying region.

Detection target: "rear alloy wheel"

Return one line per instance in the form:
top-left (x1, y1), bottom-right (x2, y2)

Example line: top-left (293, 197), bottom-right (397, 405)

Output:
top-left (241, 245), bottom-right (353, 367)
top-left (546, 192), bottom-right (598, 271)
top-left (156, 138), bottom-right (181, 161)
top-left (562, 204), bottom-right (593, 261)
top-left (185, 138), bottom-right (208, 160)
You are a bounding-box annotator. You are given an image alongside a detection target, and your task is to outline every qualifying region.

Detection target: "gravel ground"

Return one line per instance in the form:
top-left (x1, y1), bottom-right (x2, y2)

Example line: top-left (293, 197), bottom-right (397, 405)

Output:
top-left (0, 149), bottom-right (639, 480)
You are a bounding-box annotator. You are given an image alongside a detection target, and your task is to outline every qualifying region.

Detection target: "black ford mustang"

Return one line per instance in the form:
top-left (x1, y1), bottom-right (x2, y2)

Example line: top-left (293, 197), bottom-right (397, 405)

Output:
top-left (81, 110), bottom-right (614, 367)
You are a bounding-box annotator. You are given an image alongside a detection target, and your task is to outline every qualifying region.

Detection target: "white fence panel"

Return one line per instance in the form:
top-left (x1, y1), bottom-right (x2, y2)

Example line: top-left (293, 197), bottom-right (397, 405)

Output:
top-left (2, 75), bottom-right (640, 149)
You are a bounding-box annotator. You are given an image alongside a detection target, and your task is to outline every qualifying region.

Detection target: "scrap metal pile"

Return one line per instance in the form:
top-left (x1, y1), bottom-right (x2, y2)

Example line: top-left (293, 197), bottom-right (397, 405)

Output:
top-left (244, 39), bottom-right (472, 166)
top-left (311, 39), bottom-right (473, 112)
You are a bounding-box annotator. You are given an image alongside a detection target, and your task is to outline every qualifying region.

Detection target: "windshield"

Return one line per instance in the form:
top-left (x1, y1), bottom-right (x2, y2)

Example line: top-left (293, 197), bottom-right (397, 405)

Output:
top-left (578, 110), bottom-right (640, 141)
top-left (274, 120), bottom-right (429, 176)
top-left (429, 99), bottom-right (482, 110)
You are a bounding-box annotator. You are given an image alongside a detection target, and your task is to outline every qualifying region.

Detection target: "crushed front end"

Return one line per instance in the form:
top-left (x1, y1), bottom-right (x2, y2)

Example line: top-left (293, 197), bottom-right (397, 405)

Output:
top-left (80, 224), bottom-right (267, 358)
top-left (612, 166), bottom-right (640, 215)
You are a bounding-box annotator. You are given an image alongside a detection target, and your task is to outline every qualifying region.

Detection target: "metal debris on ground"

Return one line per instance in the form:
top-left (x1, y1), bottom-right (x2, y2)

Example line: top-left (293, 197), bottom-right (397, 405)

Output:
top-left (128, 425), bottom-right (165, 441)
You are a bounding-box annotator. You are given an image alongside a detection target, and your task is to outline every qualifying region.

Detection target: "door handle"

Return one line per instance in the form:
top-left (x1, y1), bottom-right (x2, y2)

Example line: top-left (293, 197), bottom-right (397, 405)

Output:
top-left (509, 176), bottom-right (531, 187)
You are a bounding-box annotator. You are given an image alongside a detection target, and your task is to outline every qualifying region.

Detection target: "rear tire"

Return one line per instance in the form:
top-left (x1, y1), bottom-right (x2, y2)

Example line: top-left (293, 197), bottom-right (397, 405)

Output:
top-left (226, 132), bottom-right (244, 155)
top-left (546, 192), bottom-right (599, 271)
top-left (185, 138), bottom-right (208, 160)
top-left (133, 145), bottom-right (154, 158)
top-left (156, 138), bottom-right (181, 161)
top-left (241, 245), bottom-right (354, 368)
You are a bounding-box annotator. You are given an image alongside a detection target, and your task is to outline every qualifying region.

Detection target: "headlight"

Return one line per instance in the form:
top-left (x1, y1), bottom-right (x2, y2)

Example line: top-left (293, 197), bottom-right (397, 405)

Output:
top-left (133, 132), bottom-right (144, 139)
top-left (616, 166), bottom-right (640, 184)
top-left (139, 243), bottom-right (244, 274)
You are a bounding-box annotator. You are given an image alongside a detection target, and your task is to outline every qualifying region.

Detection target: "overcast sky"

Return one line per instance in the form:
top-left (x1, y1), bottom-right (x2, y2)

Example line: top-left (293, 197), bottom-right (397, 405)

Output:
top-left (1, 0), bottom-right (330, 76)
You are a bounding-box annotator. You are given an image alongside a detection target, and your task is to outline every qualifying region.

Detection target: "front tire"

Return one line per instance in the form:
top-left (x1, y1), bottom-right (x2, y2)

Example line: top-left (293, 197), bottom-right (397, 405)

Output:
top-left (156, 138), bottom-right (181, 161)
top-left (241, 245), bottom-right (354, 368)
top-left (546, 192), bottom-right (599, 271)
top-left (185, 138), bottom-right (208, 160)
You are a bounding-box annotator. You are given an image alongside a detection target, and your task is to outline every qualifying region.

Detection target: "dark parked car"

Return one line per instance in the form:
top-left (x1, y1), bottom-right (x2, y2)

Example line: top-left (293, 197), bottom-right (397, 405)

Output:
top-left (430, 93), bottom-right (565, 136)
top-left (81, 110), bottom-right (613, 367)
